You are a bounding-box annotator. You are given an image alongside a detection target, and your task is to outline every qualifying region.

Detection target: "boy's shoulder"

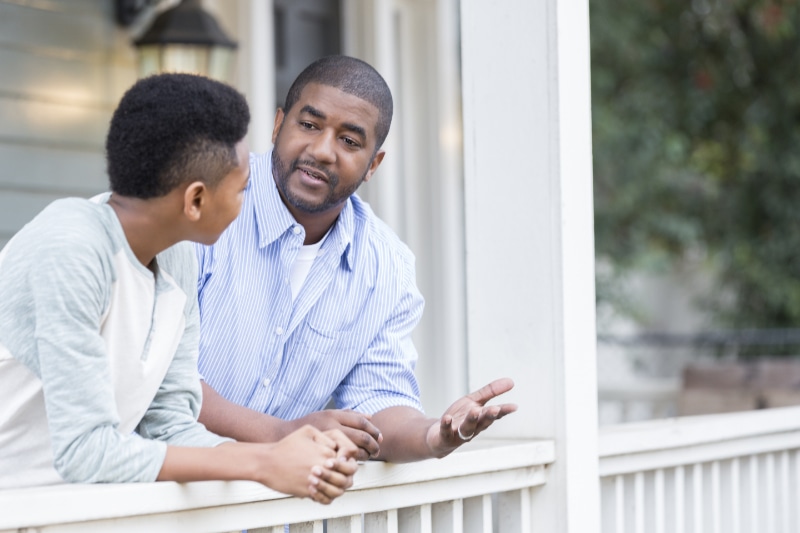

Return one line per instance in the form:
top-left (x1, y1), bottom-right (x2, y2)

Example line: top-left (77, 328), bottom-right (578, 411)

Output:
top-left (1, 197), bottom-right (119, 269)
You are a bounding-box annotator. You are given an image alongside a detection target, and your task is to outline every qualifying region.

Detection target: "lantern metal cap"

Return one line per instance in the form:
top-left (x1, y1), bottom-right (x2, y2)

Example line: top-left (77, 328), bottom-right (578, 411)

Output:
top-left (132, 0), bottom-right (237, 49)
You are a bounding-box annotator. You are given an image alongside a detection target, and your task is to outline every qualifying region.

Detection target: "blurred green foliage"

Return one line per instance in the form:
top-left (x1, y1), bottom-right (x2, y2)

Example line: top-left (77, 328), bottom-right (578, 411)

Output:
top-left (591, 0), bottom-right (800, 328)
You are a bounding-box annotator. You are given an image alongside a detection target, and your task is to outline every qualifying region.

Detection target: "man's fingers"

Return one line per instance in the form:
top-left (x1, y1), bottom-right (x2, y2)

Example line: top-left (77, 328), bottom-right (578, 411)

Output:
top-left (334, 410), bottom-right (382, 441)
top-left (467, 377), bottom-right (515, 405)
top-left (470, 403), bottom-right (518, 434)
top-left (495, 403), bottom-right (518, 418)
top-left (335, 427), bottom-right (380, 459)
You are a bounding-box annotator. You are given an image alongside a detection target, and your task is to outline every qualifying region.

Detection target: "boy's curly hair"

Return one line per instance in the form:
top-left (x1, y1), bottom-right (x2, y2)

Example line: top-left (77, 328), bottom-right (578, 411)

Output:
top-left (106, 73), bottom-right (250, 199)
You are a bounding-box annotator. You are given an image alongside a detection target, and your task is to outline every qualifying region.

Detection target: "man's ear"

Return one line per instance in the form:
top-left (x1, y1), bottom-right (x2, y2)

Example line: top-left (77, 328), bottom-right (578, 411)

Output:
top-left (363, 151), bottom-right (386, 183)
top-left (272, 108), bottom-right (285, 144)
top-left (183, 181), bottom-right (207, 222)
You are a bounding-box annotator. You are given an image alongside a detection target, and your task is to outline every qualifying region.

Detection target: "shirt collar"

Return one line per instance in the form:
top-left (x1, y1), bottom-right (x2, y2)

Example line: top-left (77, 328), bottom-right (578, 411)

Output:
top-left (252, 151), bottom-right (355, 270)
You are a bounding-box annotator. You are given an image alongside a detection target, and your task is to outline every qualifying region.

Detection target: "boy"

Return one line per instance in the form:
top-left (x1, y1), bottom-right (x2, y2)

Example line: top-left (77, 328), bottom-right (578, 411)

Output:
top-left (0, 73), bottom-right (356, 504)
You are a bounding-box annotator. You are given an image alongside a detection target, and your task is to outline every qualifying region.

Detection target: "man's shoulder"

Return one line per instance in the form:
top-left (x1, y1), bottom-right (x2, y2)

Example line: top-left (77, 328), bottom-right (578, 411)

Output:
top-left (349, 195), bottom-right (414, 261)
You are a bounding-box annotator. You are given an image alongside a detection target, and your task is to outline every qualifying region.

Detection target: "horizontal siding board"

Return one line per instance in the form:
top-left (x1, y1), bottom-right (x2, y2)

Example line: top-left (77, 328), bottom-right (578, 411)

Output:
top-left (0, 2), bottom-right (115, 54)
top-left (1, 0), bottom-right (110, 14)
top-left (0, 47), bottom-right (136, 107)
top-left (0, 189), bottom-right (71, 237)
top-left (0, 144), bottom-right (107, 195)
top-left (0, 96), bottom-right (110, 148)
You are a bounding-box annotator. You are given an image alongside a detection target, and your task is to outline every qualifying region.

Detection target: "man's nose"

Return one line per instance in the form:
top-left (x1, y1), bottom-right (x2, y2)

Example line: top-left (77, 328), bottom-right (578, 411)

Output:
top-left (307, 129), bottom-right (336, 163)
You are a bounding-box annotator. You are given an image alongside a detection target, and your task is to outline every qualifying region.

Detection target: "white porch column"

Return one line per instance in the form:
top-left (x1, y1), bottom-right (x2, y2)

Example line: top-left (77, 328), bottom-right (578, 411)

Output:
top-left (460, 1), bottom-right (600, 532)
top-left (244, 0), bottom-right (275, 154)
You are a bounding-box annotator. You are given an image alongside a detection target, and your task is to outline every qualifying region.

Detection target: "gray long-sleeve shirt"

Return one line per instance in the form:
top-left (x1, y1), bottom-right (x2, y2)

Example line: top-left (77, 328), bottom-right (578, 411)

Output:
top-left (0, 195), bottom-right (228, 489)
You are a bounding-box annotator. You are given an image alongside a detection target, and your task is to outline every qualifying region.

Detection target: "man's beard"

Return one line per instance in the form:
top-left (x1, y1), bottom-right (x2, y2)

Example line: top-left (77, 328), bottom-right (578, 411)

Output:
top-left (272, 148), bottom-right (367, 214)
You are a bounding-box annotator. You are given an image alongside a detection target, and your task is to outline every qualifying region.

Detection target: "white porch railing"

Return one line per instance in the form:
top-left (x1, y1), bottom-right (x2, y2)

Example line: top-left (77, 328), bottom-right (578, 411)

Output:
top-left (0, 439), bottom-right (553, 533)
top-left (599, 405), bottom-right (800, 533)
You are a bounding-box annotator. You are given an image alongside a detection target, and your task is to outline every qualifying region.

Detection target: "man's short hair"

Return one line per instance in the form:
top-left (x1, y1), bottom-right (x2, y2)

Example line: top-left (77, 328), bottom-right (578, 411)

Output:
top-left (283, 55), bottom-right (393, 150)
top-left (106, 73), bottom-right (250, 199)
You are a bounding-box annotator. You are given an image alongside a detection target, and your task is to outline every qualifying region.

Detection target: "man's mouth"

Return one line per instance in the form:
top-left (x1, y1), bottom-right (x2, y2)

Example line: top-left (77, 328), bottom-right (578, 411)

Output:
top-left (296, 165), bottom-right (329, 183)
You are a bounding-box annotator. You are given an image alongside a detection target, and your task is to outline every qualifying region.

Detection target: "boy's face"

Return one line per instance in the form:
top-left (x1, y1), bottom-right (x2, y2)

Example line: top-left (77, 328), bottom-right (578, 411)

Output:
top-left (197, 140), bottom-right (250, 244)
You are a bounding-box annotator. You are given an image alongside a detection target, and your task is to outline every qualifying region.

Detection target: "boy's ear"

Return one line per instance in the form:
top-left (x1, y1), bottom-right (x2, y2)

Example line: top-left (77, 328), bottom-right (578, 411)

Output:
top-left (183, 181), bottom-right (207, 222)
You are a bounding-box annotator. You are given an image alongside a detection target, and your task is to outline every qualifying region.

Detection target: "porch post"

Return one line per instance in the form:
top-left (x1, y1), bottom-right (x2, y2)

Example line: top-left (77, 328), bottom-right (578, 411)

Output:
top-left (228, 0), bottom-right (275, 154)
top-left (460, 1), bottom-right (600, 532)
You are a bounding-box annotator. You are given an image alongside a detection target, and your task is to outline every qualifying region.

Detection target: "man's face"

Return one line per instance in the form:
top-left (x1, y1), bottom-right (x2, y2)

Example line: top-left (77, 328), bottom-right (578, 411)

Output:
top-left (271, 82), bottom-right (384, 217)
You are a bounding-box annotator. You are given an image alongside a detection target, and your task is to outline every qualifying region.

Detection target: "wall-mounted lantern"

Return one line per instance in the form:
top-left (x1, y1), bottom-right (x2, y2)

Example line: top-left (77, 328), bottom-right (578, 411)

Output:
top-left (116, 0), bottom-right (237, 82)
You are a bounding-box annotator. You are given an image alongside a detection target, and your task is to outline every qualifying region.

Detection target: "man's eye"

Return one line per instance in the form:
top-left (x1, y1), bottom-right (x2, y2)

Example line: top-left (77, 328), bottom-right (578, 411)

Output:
top-left (343, 137), bottom-right (359, 147)
top-left (300, 121), bottom-right (315, 129)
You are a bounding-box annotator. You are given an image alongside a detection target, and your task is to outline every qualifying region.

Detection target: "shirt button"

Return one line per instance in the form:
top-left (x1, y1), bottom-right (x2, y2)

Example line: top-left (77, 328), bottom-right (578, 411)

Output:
top-left (292, 226), bottom-right (302, 235)
top-left (262, 377), bottom-right (271, 387)
top-left (275, 326), bottom-right (284, 335)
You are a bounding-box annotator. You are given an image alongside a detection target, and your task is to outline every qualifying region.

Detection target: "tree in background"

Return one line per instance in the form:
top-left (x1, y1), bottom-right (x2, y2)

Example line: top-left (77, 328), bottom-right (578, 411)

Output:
top-left (592, 0), bottom-right (800, 329)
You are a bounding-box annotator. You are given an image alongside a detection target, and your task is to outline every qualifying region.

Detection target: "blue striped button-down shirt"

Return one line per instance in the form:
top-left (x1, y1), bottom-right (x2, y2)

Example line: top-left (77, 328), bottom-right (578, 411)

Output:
top-left (195, 152), bottom-right (425, 419)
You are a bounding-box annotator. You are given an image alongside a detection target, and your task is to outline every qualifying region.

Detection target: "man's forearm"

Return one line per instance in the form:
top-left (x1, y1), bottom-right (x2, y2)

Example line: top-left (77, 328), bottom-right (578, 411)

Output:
top-left (370, 406), bottom-right (441, 462)
top-left (199, 381), bottom-right (288, 442)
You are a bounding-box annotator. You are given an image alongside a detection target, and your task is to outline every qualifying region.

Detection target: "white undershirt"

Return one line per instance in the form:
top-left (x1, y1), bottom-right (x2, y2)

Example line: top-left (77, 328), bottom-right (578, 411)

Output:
top-left (289, 231), bottom-right (329, 302)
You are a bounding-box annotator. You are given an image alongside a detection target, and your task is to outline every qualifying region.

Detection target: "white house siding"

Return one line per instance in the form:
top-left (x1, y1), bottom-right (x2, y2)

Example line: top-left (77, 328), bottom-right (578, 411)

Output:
top-left (0, 0), bottom-right (136, 249)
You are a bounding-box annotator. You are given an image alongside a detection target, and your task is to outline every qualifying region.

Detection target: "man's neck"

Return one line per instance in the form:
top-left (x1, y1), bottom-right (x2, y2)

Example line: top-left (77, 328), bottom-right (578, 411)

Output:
top-left (290, 207), bottom-right (340, 245)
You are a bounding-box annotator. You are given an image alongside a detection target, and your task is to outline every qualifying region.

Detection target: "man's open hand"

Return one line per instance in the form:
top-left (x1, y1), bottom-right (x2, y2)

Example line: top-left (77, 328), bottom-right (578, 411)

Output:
top-left (426, 378), bottom-right (517, 457)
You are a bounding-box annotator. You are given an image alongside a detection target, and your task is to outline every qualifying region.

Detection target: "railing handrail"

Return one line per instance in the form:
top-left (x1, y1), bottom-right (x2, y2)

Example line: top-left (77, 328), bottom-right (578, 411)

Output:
top-left (598, 328), bottom-right (800, 348)
top-left (598, 405), bottom-right (800, 478)
top-left (0, 438), bottom-right (554, 531)
top-left (600, 404), bottom-right (800, 457)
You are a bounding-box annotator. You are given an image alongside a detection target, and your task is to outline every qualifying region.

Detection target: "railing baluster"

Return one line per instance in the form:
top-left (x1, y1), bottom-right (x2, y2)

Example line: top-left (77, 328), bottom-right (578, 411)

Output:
top-left (247, 526), bottom-right (283, 533)
top-left (654, 469), bottom-right (664, 533)
top-left (453, 499), bottom-right (464, 532)
top-left (365, 510), bottom-right (400, 533)
top-left (766, 452), bottom-right (776, 533)
top-left (462, 495), bottom-right (492, 533)
top-left (781, 451), bottom-right (790, 533)
top-left (328, 515), bottom-right (362, 533)
top-left (731, 457), bottom-right (741, 533)
top-left (634, 472), bottom-right (644, 533)
top-left (289, 521), bottom-right (323, 533)
top-left (398, 504), bottom-right (430, 533)
top-left (692, 463), bottom-right (703, 533)
top-left (432, 499), bottom-right (463, 532)
top-left (497, 489), bottom-right (529, 532)
top-left (615, 474), bottom-right (625, 533)
top-left (711, 460), bottom-right (720, 533)
top-left (750, 454), bottom-right (759, 533)
top-left (520, 487), bottom-right (532, 533)
top-left (421, 503), bottom-right (432, 533)
top-left (796, 450), bottom-right (800, 532)
top-left (675, 465), bottom-right (685, 533)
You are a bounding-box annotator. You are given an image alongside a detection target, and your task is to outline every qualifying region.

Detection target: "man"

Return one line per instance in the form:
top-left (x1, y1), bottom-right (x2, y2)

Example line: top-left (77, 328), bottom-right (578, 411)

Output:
top-left (197, 56), bottom-right (516, 462)
top-left (0, 73), bottom-right (357, 503)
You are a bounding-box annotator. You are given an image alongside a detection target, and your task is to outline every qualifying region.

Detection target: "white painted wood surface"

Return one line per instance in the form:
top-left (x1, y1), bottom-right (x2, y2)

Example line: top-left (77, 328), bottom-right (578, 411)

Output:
top-left (340, 0), bottom-right (468, 416)
top-left (0, 439), bottom-right (553, 533)
top-left (460, 0), bottom-right (600, 531)
top-left (0, 0), bottom-right (136, 249)
top-left (599, 407), bottom-right (800, 532)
